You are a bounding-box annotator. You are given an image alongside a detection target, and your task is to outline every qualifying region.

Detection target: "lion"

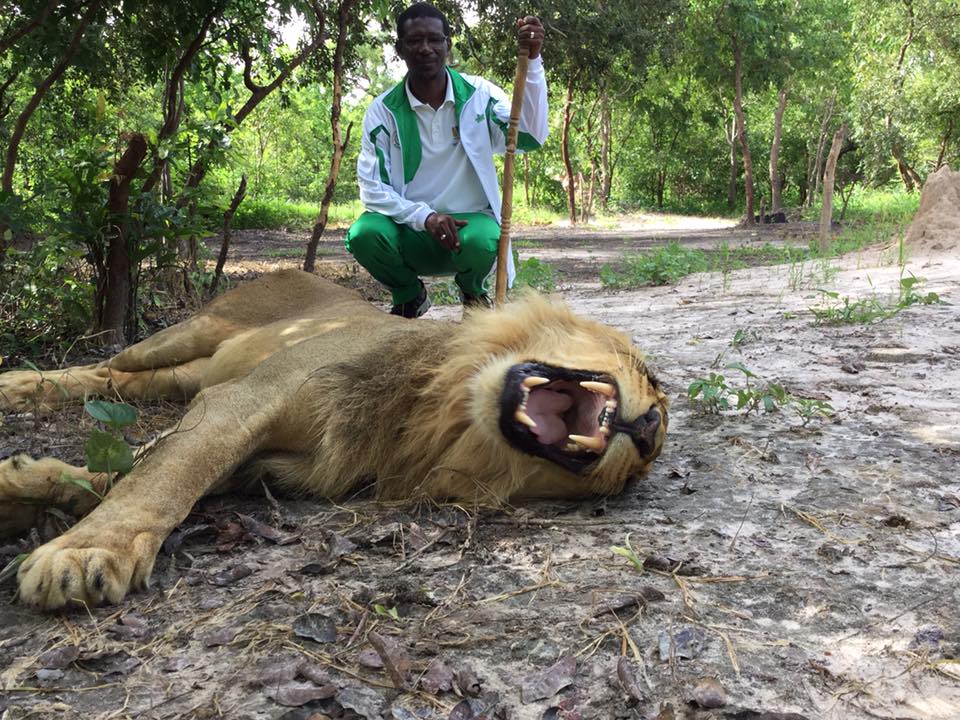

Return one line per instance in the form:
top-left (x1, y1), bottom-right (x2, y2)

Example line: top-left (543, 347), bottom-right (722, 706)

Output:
top-left (0, 269), bottom-right (668, 610)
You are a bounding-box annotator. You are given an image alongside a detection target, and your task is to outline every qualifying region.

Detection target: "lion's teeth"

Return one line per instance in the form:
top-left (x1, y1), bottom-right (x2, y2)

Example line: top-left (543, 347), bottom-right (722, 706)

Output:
top-left (605, 399), bottom-right (617, 410)
top-left (580, 381), bottom-right (615, 397)
top-left (599, 426), bottom-right (610, 436)
top-left (569, 434), bottom-right (605, 452)
top-left (523, 376), bottom-right (550, 388)
top-left (515, 409), bottom-right (537, 428)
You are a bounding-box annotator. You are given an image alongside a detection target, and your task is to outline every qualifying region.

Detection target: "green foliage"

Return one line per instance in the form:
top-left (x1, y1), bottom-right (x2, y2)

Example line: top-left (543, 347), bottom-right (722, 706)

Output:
top-left (82, 400), bottom-right (138, 475)
top-left (610, 534), bottom-right (645, 572)
top-left (0, 238), bottom-right (94, 364)
top-left (686, 362), bottom-right (829, 421)
top-left (429, 280), bottom-right (461, 306)
top-left (810, 273), bottom-right (943, 325)
top-left (513, 256), bottom-right (557, 292)
top-left (601, 242), bottom-right (709, 288)
top-left (233, 198), bottom-right (363, 231)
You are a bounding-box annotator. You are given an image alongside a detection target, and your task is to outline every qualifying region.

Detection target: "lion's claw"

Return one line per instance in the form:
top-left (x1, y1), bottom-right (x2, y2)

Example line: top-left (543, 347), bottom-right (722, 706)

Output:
top-left (17, 531), bottom-right (159, 609)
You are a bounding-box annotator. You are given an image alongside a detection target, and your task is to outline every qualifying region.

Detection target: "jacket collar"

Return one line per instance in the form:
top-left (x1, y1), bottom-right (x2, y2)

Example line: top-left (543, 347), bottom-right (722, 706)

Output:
top-left (382, 68), bottom-right (477, 183)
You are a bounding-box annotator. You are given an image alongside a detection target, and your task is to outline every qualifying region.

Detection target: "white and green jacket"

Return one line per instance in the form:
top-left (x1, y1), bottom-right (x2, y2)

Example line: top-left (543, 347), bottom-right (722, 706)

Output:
top-left (356, 57), bottom-right (549, 286)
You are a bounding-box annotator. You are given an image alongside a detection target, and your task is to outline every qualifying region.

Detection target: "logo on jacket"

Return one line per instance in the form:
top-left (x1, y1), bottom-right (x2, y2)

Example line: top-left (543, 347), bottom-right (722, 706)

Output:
top-left (475, 113), bottom-right (484, 124)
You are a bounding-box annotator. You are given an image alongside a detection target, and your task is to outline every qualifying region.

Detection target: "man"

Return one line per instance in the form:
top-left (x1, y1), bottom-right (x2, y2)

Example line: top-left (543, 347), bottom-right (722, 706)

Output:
top-left (346, 2), bottom-right (547, 317)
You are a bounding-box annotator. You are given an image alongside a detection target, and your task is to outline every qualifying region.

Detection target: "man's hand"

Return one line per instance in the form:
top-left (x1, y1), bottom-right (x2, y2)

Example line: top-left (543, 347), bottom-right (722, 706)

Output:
top-left (517, 16), bottom-right (544, 59)
top-left (426, 212), bottom-right (467, 251)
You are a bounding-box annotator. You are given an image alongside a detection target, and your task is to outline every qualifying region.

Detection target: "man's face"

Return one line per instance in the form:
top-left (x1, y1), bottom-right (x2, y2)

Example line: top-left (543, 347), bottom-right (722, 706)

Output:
top-left (397, 16), bottom-right (450, 81)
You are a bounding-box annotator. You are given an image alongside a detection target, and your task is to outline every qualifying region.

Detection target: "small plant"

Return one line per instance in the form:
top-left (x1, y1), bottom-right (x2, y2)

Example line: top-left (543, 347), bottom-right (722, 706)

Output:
top-left (601, 242), bottom-right (708, 288)
top-left (82, 400), bottom-right (138, 475)
top-left (513, 256), bottom-right (557, 292)
top-left (610, 533), bottom-right (645, 572)
top-left (687, 363), bottom-right (830, 422)
top-left (792, 397), bottom-right (834, 427)
top-left (810, 273), bottom-right (943, 325)
top-left (429, 280), bottom-right (461, 306)
top-left (730, 328), bottom-right (759, 349)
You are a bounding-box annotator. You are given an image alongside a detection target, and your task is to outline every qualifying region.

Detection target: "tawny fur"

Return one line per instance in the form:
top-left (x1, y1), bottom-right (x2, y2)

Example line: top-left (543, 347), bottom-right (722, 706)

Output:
top-left (0, 270), bottom-right (667, 609)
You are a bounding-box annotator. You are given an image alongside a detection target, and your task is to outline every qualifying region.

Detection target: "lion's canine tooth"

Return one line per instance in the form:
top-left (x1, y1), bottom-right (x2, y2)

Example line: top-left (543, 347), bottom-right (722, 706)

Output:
top-left (581, 380), bottom-right (615, 397)
top-left (569, 434), bottom-right (604, 452)
top-left (522, 376), bottom-right (550, 388)
top-left (515, 409), bottom-right (537, 428)
top-left (599, 426), bottom-right (610, 436)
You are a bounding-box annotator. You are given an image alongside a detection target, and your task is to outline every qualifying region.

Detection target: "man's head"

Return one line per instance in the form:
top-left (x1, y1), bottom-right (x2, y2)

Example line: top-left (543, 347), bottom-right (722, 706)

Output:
top-left (395, 2), bottom-right (451, 81)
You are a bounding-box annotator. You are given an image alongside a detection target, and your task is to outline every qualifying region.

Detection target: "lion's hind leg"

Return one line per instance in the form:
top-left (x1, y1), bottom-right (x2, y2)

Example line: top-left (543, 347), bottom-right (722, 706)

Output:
top-left (0, 455), bottom-right (107, 539)
top-left (0, 357), bottom-right (209, 412)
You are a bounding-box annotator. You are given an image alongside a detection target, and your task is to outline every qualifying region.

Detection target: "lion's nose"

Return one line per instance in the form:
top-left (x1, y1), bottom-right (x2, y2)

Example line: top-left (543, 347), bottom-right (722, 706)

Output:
top-left (611, 406), bottom-right (662, 457)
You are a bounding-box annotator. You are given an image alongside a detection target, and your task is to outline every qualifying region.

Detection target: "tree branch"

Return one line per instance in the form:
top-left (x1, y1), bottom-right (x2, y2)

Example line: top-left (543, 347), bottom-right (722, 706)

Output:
top-left (0, 0), bottom-right (59, 56)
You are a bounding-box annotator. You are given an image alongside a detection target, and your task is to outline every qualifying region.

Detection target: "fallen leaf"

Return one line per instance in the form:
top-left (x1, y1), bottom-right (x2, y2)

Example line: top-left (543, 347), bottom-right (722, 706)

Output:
top-left (264, 681), bottom-right (337, 707)
top-left (658, 626), bottom-right (706, 661)
top-left (616, 657), bottom-right (645, 702)
top-left (162, 523), bottom-right (212, 553)
top-left (258, 658), bottom-right (304, 685)
top-left (292, 613), bottom-right (337, 644)
top-left (454, 665), bottom-right (483, 698)
top-left (203, 626), bottom-right (238, 647)
top-left (448, 700), bottom-right (474, 720)
top-left (357, 648), bottom-right (384, 668)
top-left (520, 656), bottom-right (576, 704)
top-left (723, 711), bottom-right (809, 720)
top-left (80, 650), bottom-right (140, 676)
top-left (691, 677), bottom-right (727, 708)
top-left (420, 659), bottom-right (454, 694)
top-left (209, 563), bottom-right (254, 586)
top-left (337, 683), bottom-right (386, 718)
top-left (237, 513), bottom-right (298, 544)
top-left (37, 645), bottom-right (80, 670)
top-left (35, 668), bottom-right (64, 682)
top-left (368, 630), bottom-right (412, 689)
top-left (107, 612), bottom-right (150, 640)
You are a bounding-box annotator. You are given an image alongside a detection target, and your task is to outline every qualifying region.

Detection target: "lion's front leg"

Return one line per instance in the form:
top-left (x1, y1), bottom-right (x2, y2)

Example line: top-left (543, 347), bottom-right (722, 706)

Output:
top-left (15, 374), bottom-right (300, 610)
top-left (0, 455), bottom-right (107, 539)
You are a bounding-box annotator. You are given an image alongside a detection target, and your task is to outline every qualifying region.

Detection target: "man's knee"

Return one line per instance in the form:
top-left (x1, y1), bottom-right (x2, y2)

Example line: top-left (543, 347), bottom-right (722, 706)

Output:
top-left (346, 212), bottom-right (400, 259)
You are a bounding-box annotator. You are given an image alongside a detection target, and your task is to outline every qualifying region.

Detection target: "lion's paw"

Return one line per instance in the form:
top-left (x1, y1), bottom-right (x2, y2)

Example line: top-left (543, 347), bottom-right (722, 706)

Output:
top-left (0, 370), bottom-right (47, 412)
top-left (17, 530), bottom-right (160, 609)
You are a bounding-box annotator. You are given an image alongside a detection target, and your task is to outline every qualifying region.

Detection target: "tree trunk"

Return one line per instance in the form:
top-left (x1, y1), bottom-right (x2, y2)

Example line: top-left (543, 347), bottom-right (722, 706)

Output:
top-left (893, 148), bottom-right (922, 192)
top-left (0, 0), bottom-right (58, 56)
top-left (561, 78), bottom-right (577, 224)
top-left (769, 86), bottom-right (788, 212)
top-left (725, 110), bottom-right (738, 210)
top-left (935, 117), bottom-right (954, 170)
top-left (141, 3), bottom-right (223, 195)
top-left (819, 124), bottom-right (847, 253)
top-left (656, 170), bottom-right (666, 209)
top-left (176, 9), bottom-right (327, 209)
top-left (1, 0), bottom-right (102, 196)
top-left (732, 38), bottom-right (755, 225)
top-left (0, 0), bottom-right (102, 263)
top-left (807, 90), bottom-right (836, 207)
top-left (304, 0), bottom-right (355, 274)
top-left (523, 153), bottom-right (530, 206)
top-left (211, 175), bottom-right (247, 297)
top-left (98, 133), bottom-right (148, 345)
top-left (599, 93), bottom-right (613, 208)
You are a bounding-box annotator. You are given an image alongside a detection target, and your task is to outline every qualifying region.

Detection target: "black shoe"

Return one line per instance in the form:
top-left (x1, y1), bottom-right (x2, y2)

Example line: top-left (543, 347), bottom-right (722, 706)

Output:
top-left (462, 292), bottom-right (492, 311)
top-left (390, 281), bottom-right (431, 318)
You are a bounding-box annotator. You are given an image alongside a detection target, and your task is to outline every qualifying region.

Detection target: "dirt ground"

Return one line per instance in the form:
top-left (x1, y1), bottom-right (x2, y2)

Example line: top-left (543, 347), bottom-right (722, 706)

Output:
top-left (1, 209), bottom-right (959, 720)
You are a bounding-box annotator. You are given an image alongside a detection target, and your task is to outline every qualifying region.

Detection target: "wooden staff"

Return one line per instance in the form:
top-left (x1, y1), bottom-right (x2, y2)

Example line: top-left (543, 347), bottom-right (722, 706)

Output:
top-left (495, 44), bottom-right (530, 307)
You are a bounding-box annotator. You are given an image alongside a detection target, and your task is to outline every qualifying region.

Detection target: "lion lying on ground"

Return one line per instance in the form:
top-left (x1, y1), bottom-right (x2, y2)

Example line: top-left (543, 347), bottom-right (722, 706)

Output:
top-left (0, 270), bottom-right (668, 610)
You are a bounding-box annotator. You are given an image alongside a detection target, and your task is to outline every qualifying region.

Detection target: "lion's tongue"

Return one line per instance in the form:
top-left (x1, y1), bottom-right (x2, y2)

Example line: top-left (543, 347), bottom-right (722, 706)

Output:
top-left (526, 389), bottom-right (573, 445)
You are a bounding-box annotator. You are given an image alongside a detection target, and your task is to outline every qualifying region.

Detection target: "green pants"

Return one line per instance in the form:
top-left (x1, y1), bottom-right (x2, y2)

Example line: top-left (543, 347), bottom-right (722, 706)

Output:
top-left (345, 211), bottom-right (500, 305)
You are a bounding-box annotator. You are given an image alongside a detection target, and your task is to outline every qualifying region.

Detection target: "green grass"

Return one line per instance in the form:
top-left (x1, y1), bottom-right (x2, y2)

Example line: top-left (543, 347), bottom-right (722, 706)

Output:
top-left (810, 273), bottom-right (944, 325)
top-left (601, 242), bottom-right (709, 288)
top-left (233, 199), bottom-right (364, 231)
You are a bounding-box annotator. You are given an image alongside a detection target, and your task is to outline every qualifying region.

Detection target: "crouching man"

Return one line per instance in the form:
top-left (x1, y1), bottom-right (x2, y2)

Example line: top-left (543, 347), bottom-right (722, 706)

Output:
top-left (346, 1), bottom-right (548, 317)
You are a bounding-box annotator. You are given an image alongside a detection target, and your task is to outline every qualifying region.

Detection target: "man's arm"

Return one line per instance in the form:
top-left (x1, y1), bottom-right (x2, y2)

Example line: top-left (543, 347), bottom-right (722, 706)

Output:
top-left (487, 16), bottom-right (549, 154)
top-left (356, 104), bottom-right (435, 230)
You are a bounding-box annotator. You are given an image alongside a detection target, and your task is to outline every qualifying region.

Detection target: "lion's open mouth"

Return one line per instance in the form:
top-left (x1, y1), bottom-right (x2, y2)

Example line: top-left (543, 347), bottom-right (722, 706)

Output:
top-left (498, 362), bottom-right (619, 474)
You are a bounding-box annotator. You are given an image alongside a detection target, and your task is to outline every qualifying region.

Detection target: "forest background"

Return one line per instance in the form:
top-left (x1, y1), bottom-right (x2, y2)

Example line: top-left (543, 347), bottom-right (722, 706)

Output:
top-left (0, 0), bottom-right (958, 361)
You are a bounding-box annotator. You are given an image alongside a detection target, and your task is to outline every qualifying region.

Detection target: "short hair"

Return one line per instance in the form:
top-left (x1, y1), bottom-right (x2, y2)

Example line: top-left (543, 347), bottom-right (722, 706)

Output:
top-left (396, 2), bottom-right (451, 42)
